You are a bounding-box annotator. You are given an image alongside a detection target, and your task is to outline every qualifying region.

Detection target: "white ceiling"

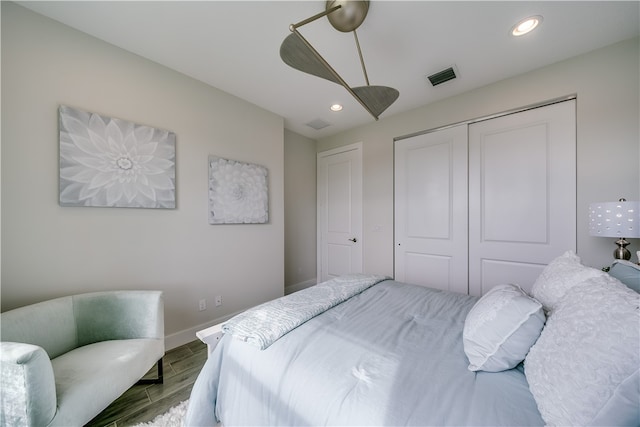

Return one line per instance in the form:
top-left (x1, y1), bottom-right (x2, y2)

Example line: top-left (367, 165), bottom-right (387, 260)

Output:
top-left (18, 1), bottom-right (640, 139)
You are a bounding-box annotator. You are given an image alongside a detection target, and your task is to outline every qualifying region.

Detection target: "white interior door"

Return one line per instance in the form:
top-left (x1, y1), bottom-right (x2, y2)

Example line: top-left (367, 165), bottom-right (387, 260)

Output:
top-left (468, 100), bottom-right (576, 296)
top-left (317, 143), bottom-right (363, 283)
top-left (394, 124), bottom-right (468, 293)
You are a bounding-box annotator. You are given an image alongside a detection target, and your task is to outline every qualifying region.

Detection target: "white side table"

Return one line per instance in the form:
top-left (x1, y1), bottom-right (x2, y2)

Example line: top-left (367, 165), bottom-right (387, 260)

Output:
top-left (196, 323), bottom-right (224, 356)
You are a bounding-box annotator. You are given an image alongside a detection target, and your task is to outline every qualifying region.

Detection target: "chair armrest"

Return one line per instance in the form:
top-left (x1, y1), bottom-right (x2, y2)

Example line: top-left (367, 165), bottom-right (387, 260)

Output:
top-left (0, 342), bottom-right (57, 427)
top-left (73, 291), bottom-right (164, 346)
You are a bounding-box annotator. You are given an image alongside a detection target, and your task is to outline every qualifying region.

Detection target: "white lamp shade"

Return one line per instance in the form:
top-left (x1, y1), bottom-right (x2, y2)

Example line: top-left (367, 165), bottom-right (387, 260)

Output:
top-left (588, 201), bottom-right (640, 238)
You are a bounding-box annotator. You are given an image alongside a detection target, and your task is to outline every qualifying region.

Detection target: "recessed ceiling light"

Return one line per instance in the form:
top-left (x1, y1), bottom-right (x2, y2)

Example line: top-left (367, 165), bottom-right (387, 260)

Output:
top-left (330, 104), bottom-right (343, 112)
top-left (511, 15), bottom-right (543, 36)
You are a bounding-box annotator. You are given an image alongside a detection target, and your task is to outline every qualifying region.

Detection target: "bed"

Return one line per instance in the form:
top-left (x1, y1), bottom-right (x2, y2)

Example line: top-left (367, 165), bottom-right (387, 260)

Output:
top-left (185, 251), bottom-right (640, 426)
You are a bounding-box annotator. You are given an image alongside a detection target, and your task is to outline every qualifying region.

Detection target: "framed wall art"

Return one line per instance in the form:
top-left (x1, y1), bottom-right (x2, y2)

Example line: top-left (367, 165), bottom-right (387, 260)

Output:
top-left (59, 105), bottom-right (176, 209)
top-left (208, 156), bottom-right (268, 224)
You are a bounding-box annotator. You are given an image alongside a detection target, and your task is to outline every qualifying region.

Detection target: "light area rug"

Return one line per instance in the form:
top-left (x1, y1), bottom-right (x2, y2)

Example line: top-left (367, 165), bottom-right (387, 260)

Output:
top-left (133, 400), bottom-right (188, 427)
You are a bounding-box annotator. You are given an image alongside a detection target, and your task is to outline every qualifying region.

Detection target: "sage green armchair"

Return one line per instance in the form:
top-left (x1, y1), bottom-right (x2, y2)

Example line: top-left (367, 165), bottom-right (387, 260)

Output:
top-left (0, 291), bottom-right (164, 427)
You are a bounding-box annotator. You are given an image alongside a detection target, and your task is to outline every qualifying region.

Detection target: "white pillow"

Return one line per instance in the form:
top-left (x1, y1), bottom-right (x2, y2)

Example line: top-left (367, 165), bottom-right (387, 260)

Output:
top-left (531, 250), bottom-right (606, 312)
top-left (463, 284), bottom-right (545, 372)
top-left (525, 275), bottom-right (640, 426)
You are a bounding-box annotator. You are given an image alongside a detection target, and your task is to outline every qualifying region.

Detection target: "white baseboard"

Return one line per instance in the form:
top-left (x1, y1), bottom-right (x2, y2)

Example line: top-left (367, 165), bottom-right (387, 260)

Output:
top-left (164, 310), bottom-right (241, 350)
top-left (285, 278), bottom-right (316, 295)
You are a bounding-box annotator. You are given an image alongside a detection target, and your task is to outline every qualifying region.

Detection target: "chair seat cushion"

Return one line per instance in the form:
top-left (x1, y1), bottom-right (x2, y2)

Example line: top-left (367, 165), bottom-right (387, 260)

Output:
top-left (49, 338), bottom-right (163, 427)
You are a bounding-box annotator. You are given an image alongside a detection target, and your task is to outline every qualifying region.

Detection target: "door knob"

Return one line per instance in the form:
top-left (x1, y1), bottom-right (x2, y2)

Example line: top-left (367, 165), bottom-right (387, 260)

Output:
top-left (348, 237), bottom-right (357, 243)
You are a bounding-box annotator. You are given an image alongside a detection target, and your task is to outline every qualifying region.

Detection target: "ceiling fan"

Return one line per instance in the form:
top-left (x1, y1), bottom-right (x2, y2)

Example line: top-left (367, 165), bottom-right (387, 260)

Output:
top-left (279, 0), bottom-right (399, 120)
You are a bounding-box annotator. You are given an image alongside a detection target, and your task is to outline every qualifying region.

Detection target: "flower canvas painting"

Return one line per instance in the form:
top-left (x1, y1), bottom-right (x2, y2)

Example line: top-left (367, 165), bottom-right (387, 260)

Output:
top-left (59, 105), bottom-right (176, 209)
top-left (209, 156), bottom-right (268, 224)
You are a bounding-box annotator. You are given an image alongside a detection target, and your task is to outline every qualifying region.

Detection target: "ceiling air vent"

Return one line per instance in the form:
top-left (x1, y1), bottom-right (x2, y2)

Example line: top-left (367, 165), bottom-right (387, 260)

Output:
top-left (427, 66), bottom-right (457, 87)
top-left (306, 118), bottom-right (331, 130)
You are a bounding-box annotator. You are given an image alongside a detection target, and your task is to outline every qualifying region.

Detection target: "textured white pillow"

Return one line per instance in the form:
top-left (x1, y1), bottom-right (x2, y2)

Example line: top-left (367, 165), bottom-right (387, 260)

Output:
top-left (531, 250), bottom-right (606, 312)
top-left (463, 284), bottom-right (545, 372)
top-left (525, 275), bottom-right (640, 426)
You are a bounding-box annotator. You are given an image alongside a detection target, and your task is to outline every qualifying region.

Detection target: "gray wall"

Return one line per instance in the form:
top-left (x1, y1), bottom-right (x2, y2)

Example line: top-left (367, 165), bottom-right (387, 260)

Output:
top-left (1, 3), bottom-right (285, 348)
top-left (318, 37), bottom-right (640, 273)
top-left (284, 129), bottom-right (317, 293)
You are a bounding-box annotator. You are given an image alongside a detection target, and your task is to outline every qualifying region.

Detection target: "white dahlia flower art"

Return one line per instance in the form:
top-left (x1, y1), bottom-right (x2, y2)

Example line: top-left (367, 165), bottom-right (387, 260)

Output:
top-left (208, 156), bottom-right (268, 224)
top-left (59, 105), bottom-right (176, 209)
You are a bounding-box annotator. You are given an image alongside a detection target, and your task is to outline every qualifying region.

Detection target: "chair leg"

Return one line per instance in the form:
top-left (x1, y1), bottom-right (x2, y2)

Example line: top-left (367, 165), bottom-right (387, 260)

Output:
top-left (157, 357), bottom-right (163, 383)
top-left (136, 358), bottom-right (164, 385)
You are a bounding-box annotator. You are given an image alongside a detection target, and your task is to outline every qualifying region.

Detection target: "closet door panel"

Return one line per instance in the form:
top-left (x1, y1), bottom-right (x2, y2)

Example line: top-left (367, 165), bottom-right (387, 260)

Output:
top-left (404, 254), bottom-right (451, 289)
top-left (406, 142), bottom-right (451, 239)
top-left (481, 124), bottom-right (548, 243)
top-left (468, 100), bottom-right (576, 296)
top-left (480, 259), bottom-right (546, 292)
top-left (395, 124), bottom-right (468, 293)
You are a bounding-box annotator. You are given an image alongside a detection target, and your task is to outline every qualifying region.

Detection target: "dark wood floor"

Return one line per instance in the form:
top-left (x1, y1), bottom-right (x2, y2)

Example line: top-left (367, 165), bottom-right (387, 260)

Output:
top-left (85, 339), bottom-right (208, 427)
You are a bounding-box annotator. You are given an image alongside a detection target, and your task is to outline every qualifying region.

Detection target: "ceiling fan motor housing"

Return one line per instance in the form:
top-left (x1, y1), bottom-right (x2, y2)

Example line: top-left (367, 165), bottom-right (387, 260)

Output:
top-left (326, 0), bottom-right (369, 32)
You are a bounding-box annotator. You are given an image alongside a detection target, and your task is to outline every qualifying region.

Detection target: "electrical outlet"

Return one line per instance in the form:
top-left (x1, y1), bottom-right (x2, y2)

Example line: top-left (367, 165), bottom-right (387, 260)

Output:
top-left (215, 295), bottom-right (222, 307)
top-left (198, 299), bottom-right (206, 311)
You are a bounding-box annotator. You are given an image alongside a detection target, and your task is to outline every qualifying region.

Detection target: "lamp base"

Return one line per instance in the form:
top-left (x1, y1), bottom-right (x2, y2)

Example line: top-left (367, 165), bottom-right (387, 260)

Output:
top-left (613, 238), bottom-right (631, 260)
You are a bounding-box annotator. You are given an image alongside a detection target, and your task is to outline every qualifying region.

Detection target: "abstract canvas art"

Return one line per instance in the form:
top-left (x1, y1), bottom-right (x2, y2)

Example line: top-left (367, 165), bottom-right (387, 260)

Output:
top-left (59, 105), bottom-right (176, 208)
top-left (208, 156), bottom-right (268, 224)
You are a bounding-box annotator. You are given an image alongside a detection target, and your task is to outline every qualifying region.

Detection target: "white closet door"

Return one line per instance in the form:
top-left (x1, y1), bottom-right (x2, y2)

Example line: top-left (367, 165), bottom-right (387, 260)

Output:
top-left (394, 124), bottom-right (468, 293)
top-left (468, 100), bottom-right (576, 296)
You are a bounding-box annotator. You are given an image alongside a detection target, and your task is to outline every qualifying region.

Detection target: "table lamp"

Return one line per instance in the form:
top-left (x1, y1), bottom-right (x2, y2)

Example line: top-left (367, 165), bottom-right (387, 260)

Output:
top-left (588, 198), bottom-right (640, 260)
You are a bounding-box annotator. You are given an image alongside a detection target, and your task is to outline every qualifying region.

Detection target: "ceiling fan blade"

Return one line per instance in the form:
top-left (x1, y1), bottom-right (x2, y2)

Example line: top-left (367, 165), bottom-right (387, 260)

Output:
top-left (351, 85), bottom-right (399, 117)
top-left (280, 31), bottom-right (399, 120)
top-left (280, 33), bottom-right (341, 85)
